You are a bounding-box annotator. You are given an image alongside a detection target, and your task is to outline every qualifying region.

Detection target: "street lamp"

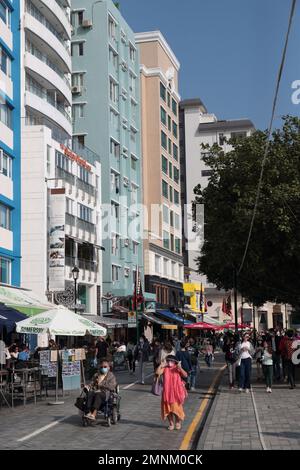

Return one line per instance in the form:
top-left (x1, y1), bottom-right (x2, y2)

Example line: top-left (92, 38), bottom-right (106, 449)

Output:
top-left (72, 266), bottom-right (80, 314)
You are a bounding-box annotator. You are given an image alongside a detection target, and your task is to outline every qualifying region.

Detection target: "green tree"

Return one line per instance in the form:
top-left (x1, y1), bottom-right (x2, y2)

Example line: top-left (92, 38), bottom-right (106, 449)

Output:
top-left (194, 116), bottom-right (300, 307)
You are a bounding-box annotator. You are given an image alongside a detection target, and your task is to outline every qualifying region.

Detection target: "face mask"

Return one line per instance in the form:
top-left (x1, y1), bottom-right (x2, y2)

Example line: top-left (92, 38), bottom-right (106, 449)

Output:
top-left (100, 367), bottom-right (108, 374)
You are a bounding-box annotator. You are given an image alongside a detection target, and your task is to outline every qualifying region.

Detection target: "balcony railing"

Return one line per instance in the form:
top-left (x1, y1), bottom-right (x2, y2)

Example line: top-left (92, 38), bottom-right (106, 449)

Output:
top-left (65, 256), bottom-right (97, 272)
top-left (77, 218), bottom-right (95, 234)
top-left (56, 167), bottom-right (75, 185)
top-left (26, 79), bottom-right (72, 123)
top-left (77, 178), bottom-right (97, 197)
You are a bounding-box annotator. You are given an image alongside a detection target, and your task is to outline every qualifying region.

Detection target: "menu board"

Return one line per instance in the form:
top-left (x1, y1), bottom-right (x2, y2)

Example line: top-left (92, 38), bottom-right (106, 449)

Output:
top-left (62, 360), bottom-right (81, 377)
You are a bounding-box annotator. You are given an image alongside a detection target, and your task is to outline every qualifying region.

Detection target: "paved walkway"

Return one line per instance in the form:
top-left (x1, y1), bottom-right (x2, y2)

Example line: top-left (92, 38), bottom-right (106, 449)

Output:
top-left (0, 359), bottom-right (222, 450)
top-left (199, 365), bottom-right (300, 450)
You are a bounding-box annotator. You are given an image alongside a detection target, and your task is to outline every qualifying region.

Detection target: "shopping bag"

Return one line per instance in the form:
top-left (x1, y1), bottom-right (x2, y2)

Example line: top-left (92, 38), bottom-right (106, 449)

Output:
top-left (151, 376), bottom-right (163, 396)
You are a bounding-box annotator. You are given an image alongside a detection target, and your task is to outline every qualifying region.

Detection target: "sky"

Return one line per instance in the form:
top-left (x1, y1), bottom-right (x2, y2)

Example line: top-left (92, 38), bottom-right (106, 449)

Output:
top-left (120, 0), bottom-right (300, 131)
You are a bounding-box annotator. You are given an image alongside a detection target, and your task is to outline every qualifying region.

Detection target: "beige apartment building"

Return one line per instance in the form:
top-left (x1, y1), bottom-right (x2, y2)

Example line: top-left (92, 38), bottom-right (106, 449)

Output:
top-left (135, 31), bottom-right (184, 309)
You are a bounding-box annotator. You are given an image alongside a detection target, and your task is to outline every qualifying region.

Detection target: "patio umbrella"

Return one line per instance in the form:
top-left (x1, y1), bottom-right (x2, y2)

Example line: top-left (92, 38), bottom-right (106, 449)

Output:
top-left (0, 303), bottom-right (27, 334)
top-left (221, 322), bottom-right (249, 330)
top-left (16, 305), bottom-right (107, 337)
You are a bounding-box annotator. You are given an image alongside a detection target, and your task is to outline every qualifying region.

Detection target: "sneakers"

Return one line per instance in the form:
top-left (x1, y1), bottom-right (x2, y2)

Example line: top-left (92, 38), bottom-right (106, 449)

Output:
top-left (85, 413), bottom-right (95, 420)
top-left (238, 388), bottom-right (243, 392)
top-left (190, 387), bottom-right (196, 391)
top-left (245, 389), bottom-right (250, 393)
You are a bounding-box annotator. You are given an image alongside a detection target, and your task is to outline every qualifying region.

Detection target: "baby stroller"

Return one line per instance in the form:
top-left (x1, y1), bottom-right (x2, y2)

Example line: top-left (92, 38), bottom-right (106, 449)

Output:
top-left (112, 351), bottom-right (128, 371)
top-left (75, 386), bottom-right (121, 427)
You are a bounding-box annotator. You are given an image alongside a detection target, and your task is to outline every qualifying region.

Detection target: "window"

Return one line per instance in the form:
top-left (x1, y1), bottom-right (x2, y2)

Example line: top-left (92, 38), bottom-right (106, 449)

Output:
top-left (112, 265), bottom-right (120, 282)
top-left (78, 11), bottom-right (84, 26)
top-left (0, 46), bottom-right (11, 77)
top-left (171, 261), bottom-right (176, 278)
top-left (129, 73), bottom-right (136, 95)
top-left (78, 42), bottom-right (84, 56)
top-left (0, 257), bottom-right (11, 284)
top-left (201, 170), bottom-right (213, 177)
top-left (161, 155), bottom-right (168, 175)
top-left (173, 143), bottom-right (178, 161)
top-left (131, 184), bottom-right (138, 204)
top-left (129, 45), bottom-right (136, 62)
top-left (131, 99), bottom-right (137, 122)
top-left (79, 166), bottom-right (91, 184)
top-left (175, 238), bottom-right (181, 254)
top-left (161, 131), bottom-right (167, 150)
top-left (160, 82), bottom-right (166, 101)
top-left (155, 255), bottom-right (160, 274)
top-left (170, 234), bottom-right (174, 252)
top-left (169, 186), bottom-right (173, 203)
top-left (170, 211), bottom-right (174, 227)
top-left (163, 205), bottom-right (169, 224)
top-left (167, 92), bottom-right (171, 108)
top-left (163, 231), bottom-right (169, 250)
top-left (219, 133), bottom-right (226, 145)
top-left (111, 172), bottom-right (120, 194)
top-left (73, 103), bottom-right (85, 118)
top-left (109, 78), bottom-right (118, 104)
top-left (108, 16), bottom-right (117, 41)
top-left (169, 162), bottom-right (173, 179)
top-left (133, 241), bottom-right (138, 255)
top-left (0, 151), bottom-right (12, 178)
top-left (77, 135), bottom-right (85, 146)
top-left (66, 198), bottom-right (74, 215)
top-left (111, 202), bottom-right (119, 220)
top-left (174, 167), bottom-right (179, 184)
top-left (0, 104), bottom-right (12, 129)
top-left (174, 190), bottom-right (179, 205)
top-left (131, 155), bottom-right (137, 170)
top-left (230, 131), bottom-right (247, 139)
top-left (56, 151), bottom-right (71, 173)
top-left (78, 203), bottom-right (93, 223)
top-left (109, 47), bottom-right (118, 69)
top-left (72, 73), bottom-right (84, 87)
top-left (163, 258), bottom-right (168, 276)
top-left (0, 0), bottom-right (7, 24)
top-left (172, 121), bottom-right (178, 138)
top-left (172, 98), bottom-right (177, 116)
top-left (175, 213), bottom-right (180, 230)
top-left (110, 139), bottom-right (120, 158)
top-left (168, 139), bottom-right (172, 155)
top-left (0, 203), bottom-right (11, 230)
top-left (160, 106), bottom-right (167, 126)
top-left (162, 180), bottom-right (168, 199)
top-left (130, 127), bottom-right (137, 143)
top-left (111, 234), bottom-right (120, 256)
top-left (168, 115), bottom-right (171, 131)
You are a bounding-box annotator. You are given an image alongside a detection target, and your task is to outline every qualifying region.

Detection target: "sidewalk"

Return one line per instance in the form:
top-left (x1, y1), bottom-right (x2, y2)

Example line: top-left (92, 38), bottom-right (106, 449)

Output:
top-left (199, 365), bottom-right (300, 450)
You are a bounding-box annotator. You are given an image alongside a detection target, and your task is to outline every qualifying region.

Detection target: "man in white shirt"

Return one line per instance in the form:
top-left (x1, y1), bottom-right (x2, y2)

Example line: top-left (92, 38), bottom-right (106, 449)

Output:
top-left (238, 333), bottom-right (254, 393)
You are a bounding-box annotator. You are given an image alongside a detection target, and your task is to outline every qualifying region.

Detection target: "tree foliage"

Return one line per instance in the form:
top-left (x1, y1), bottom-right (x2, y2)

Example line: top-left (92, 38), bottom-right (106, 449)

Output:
top-left (194, 116), bottom-right (300, 307)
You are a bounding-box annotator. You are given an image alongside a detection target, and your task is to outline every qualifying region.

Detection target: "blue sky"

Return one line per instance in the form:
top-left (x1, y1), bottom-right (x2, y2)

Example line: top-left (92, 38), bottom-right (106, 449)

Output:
top-left (120, 0), bottom-right (300, 130)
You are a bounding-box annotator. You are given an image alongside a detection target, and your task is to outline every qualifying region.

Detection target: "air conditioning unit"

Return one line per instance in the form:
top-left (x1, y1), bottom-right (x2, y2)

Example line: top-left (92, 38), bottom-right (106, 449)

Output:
top-left (121, 61), bottom-right (128, 72)
top-left (82, 19), bottom-right (93, 28)
top-left (72, 86), bottom-right (82, 95)
top-left (124, 267), bottom-right (130, 277)
top-left (123, 177), bottom-right (129, 187)
top-left (124, 238), bottom-right (129, 247)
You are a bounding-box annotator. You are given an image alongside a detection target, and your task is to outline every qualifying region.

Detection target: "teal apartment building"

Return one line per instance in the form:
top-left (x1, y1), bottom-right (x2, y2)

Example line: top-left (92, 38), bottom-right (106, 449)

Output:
top-left (71, 0), bottom-right (143, 302)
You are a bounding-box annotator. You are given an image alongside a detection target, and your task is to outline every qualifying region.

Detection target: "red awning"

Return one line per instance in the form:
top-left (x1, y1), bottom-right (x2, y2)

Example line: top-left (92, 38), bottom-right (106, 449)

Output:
top-left (222, 322), bottom-right (249, 330)
top-left (184, 322), bottom-right (219, 330)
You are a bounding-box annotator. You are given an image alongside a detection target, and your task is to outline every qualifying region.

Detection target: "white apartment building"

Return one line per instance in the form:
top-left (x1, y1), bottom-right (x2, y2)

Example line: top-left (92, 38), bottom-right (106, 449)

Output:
top-left (21, 126), bottom-right (102, 314)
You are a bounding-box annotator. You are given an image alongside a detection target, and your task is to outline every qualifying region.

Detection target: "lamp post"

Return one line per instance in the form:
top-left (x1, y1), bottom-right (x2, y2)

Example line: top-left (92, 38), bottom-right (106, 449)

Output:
top-left (72, 266), bottom-right (79, 314)
top-left (179, 291), bottom-right (185, 339)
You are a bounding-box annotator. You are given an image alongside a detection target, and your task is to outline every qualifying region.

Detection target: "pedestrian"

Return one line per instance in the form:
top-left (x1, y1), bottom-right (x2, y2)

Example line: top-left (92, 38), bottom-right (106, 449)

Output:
top-left (284, 330), bottom-right (296, 389)
top-left (269, 329), bottom-right (281, 381)
top-left (84, 359), bottom-right (117, 420)
top-left (223, 336), bottom-right (238, 389)
top-left (186, 338), bottom-right (199, 390)
top-left (96, 337), bottom-right (109, 363)
top-left (279, 332), bottom-right (289, 382)
top-left (238, 333), bottom-right (254, 393)
top-left (176, 340), bottom-right (192, 388)
top-left (203, 340), bottom-right (214, 368)
top-left (262, 341), bottom-right (273, 393)
top-left (156, 355), bottom-right (188, 431)
top-left (126, 340), bottom-right (135, 374)
top-left (152, 338), bottom-right (161, 372)
top-left (134, 335), bottom-right (151, 384)
top-left (159, 340), bottom-right (175, 365)
top-left (254, 339), bottom-right (264, 381)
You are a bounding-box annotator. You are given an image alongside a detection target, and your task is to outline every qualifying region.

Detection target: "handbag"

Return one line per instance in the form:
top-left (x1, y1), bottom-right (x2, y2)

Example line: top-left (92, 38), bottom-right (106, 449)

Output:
top-left (74, 396), bottom-right (85, 411)
top-left (151, 376), bottom-right (163, 396)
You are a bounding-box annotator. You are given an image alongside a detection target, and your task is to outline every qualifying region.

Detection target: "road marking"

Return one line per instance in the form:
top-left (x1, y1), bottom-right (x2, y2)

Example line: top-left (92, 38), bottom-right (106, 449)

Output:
top-left (179, 365), bottom-right (226, 451)
top-left (122, 372), bottom-right (153, 390)
top-left (17, 372), bottom-right (154, 443)
top-left (17, 416), bottom-right (69, 442)
top-left (250, 387), bottom-right (267, 450)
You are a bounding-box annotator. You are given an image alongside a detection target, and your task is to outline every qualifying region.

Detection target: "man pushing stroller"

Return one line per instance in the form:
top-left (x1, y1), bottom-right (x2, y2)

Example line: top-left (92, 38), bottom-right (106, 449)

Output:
top-left (84, 359), bottom-right (117, 421)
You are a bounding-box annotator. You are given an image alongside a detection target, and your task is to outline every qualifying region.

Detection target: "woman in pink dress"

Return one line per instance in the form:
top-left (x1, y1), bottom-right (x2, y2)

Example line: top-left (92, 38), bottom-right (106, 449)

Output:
top-left (156, 355), bottom-right (188, 431)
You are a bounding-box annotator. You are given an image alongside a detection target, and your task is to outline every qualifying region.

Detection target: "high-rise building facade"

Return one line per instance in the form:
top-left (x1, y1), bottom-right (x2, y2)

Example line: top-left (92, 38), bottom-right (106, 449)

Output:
top-left (179, 99), bottom-right (254, 320)
top-left (71, 0), bottom-right (143, 302)
top-left (19, 0), bottom-right (103, 313)
top-left (0, 0), bottom-right (21, 286)
top-left (136, 31), bottom-right (184, 309)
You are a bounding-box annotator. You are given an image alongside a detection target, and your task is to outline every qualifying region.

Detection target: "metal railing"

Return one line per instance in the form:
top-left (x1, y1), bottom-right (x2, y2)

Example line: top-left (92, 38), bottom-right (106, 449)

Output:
top-left (65, 256), bottom-right (97, 273)
top-left (77, 178), bottom-right (96, 197)
top-left (77, 218), bottom-right (95, 234)
top-left (56, 167), bottom-right (75, 185)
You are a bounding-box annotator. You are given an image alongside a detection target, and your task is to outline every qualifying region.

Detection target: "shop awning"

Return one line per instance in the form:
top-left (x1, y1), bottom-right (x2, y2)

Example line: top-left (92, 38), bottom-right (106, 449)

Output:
top-left (0, 303), bottom-right (27, 333)
top-left (0, 284), bottom-right (53, 316)
top-left (81, 315), bottom-right (128, 329)
top-left (161, 324), bottom-right (178, 330)
top-left (156, 309), bottom-right (192, 325)
top-left (141, 312), bottom-right (170, 326)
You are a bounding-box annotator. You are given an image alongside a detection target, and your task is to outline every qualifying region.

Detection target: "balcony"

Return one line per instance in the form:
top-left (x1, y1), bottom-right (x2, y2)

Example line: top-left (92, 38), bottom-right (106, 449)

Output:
top-left (77, 178), bottom-right (97, 198)
top-left (24, 52), bottom-right (71, 105)
top-left (39, 0), bottom-right (71, 40)
top-left (0, 17), bottom-right (12, 50)
top-left (24, 11), bottom-right (71, 73)
top-left (0, 121), bottom-right (13, 149)
top-left (25, 85), bottom-right (72, 136)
